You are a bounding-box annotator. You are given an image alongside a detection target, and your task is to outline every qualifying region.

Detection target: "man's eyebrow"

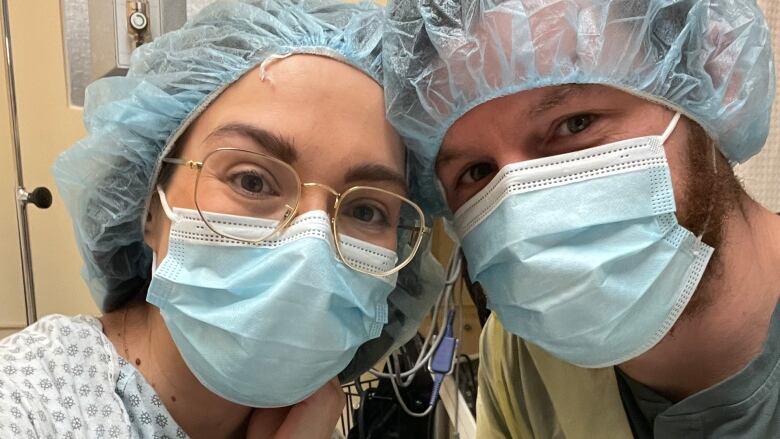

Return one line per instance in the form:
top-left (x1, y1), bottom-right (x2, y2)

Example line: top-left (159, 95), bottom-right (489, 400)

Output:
top-left (436, 86), bottom-right (587, 170)
top-left (204, 123), bottom-right (299, 163)
top-left (527, 85), bottom-right (584, 119)
top-left (344, 163), bottom-right (407, 192)
top-left (435, 144), bottom-right (474, 172)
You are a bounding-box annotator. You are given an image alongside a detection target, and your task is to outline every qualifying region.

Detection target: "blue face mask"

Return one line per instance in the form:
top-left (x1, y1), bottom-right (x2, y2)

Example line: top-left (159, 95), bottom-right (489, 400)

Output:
top-left (452, 113), bottom-right (713, 368)
top-left (147, 191), bottom-right (396, 407)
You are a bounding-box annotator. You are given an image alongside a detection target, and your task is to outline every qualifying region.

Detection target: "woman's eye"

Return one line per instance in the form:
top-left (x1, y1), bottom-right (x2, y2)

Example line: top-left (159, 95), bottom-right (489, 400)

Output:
top-left (229, 170), bottom-right (277, 197)
top-left (458, 162), bottom-right (497, 186)
top-left (240, 174), bottom-right (264, 192)
top-left (555, 114), bottom-right (595, 137)
top-left (348, 204), bottom-right (388, 225)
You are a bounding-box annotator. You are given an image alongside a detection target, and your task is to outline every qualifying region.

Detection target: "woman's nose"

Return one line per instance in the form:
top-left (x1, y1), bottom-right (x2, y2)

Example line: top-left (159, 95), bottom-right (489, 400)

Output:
top-left (294, 184), bottom-right (336, 216)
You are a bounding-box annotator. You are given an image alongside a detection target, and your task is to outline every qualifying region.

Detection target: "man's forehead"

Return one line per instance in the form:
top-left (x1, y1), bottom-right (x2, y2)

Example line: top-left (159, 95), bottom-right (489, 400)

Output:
top-left (419, 0), bottom-right (644, 114)
top-left (442, 84), bottom-right (589, 133)
top-left (436, 84), bottom-right (640, 163)
top-left (455, 84), bottom-right (635, 122)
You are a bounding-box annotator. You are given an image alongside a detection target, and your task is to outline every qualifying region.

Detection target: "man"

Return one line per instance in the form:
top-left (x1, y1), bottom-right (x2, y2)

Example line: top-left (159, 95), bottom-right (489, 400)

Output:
top-left (0, 1), bottom-right (445, 438)
top-left (383, 0), bottom-right (780, 437)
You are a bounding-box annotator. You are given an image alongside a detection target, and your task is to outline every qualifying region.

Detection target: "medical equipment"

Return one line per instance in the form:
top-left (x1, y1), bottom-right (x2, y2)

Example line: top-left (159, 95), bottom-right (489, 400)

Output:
top-left (368, 245), bottom-right (463, 418)
top-left (87, 0), bottom-right (187, 80)
top-left (335, 245), bottom-right (474, 438)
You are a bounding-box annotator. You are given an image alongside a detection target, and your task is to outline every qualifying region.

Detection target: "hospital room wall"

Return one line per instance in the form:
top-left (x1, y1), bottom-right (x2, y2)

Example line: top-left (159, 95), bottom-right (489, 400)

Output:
top-left (740, 0), bottom-right (780, 211)
top-left (0, 1), bottom-right (96, 339)
top-left (0, 16), bottom-right (24, 339)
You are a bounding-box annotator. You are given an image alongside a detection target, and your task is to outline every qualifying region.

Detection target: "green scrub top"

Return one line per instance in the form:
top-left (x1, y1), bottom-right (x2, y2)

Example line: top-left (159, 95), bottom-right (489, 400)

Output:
top-left (617, 300), bottom-right (780, 438)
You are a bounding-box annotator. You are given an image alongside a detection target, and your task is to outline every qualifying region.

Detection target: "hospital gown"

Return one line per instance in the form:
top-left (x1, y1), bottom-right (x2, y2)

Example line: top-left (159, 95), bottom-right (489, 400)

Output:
top-left (0, 314), bottom-right (187, 438)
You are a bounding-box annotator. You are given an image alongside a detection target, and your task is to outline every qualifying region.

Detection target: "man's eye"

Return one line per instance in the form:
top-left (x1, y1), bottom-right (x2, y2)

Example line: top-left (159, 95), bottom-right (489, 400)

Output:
top-left (458, 162), bottom-right (497, 186)
top-left (555, 114), bottom-right (595, 137)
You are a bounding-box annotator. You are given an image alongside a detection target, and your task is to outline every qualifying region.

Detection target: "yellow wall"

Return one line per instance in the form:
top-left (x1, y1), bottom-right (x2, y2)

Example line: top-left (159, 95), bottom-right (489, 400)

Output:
top-left (0, 0), bottom-right (95, 337)
top-left (741, 0), bottom-right (780, 212)
top-left (11, 1), bottom-right (94, 317)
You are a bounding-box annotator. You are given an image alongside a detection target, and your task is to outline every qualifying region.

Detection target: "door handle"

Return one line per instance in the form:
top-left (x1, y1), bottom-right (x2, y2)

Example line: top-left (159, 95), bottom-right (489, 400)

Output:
top-left (17, 186), bottom-right (53, 209)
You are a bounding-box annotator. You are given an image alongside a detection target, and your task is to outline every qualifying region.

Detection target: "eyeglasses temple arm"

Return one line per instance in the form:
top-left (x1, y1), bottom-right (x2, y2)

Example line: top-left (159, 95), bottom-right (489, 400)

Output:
top-left (398, 224), bottom-right (431, 234)
top-left (161, 158), bottom-right (202, 170)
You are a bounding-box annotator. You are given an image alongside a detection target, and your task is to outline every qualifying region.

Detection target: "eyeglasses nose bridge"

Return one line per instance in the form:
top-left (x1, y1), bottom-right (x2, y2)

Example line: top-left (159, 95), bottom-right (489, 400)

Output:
top-left (302, 181), bottom-right (340, 197)
top-left (301, 181), bottom-right (342, 208)
top-left (274, 182), bottom-right (340, 239)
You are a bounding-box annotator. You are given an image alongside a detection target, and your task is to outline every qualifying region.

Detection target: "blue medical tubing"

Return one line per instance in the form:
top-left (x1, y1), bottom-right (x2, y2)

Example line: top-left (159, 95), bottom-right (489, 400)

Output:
top-left (427, 309), bottom-right (458, 408)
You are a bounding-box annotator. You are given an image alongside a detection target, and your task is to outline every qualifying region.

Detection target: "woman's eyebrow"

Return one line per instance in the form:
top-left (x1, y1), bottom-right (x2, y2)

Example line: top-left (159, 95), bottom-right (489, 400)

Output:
top-left (344, 163), bottom-right (408, 192)
top-left (204, 123), bottom-right (299, 163)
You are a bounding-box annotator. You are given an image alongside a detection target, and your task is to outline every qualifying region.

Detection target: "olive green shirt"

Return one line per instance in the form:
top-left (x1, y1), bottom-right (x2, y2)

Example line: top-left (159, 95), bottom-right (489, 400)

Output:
top-left (477, 302), bottom-right (780, 438)
top-left (476, 316), bottom-right (633, 438)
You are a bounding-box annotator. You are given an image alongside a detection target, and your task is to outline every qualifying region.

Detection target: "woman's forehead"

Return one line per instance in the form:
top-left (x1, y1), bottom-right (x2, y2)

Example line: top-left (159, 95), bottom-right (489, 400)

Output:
top-left (175, 56), bottom-right (405, 183)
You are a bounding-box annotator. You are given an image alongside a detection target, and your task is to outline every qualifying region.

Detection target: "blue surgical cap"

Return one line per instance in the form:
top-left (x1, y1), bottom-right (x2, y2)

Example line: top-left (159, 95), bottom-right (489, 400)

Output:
top-left (54, 0), bottom-right (443, 379)
top-left (384, 0), bottom-right (776, 216)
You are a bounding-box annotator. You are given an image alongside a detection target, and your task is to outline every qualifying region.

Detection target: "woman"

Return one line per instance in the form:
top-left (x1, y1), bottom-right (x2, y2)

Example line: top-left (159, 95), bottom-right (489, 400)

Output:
top-left (0, 1), bottom-right (442, 438)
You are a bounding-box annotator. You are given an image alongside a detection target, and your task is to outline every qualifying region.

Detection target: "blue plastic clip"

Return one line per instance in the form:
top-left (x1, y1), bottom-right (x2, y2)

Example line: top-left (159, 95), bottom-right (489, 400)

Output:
top-left (426, 310), bottom-right (459, 407)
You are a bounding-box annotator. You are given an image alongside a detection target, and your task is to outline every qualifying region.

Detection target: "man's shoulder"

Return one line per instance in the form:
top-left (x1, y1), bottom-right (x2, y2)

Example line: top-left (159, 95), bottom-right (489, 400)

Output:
top-left (480, 314), bottom-right (561, 371)
top-left (478, 315), bottom-right (634, 439)
top-left (481, 314), bottom-right (614, 378)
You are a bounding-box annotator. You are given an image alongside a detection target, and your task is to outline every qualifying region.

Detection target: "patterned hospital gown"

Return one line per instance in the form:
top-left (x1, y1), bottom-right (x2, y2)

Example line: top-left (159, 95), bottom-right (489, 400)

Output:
top-left (0, 314), bottom-right (188, 438)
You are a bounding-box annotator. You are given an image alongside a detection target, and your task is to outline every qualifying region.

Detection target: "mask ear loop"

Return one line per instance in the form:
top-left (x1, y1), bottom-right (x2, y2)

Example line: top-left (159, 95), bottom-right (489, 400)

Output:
top-left (658, 113), bottom-right (714, 253)
top-left (150, 186), bottom-right (176, 275)
top-left (659, 112), bottom-right (682, 144)
top-left (155, 186), bottom-right (177, 221)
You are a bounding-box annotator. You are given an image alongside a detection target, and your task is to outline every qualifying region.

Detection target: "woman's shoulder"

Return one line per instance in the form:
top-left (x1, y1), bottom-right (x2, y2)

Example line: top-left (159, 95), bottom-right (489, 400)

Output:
top-left (3, 313), bottom-right (100, 339)
top-left (0, 314), bottom-right (127, 438)
top-left (1, 314), bottom-right (115, 365)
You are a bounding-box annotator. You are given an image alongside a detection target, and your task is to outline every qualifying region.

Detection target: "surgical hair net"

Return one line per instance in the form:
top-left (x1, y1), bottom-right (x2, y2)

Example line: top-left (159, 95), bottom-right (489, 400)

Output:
top-left (384, 0), bottom-right (776, 215)
top-left (54, 0), bottom-right (444, 379)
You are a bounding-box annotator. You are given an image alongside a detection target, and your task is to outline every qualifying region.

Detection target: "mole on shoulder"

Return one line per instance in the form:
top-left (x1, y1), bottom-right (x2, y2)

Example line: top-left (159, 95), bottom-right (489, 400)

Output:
top-left (135, 358), bottom-right (141, 366)
top-left (171, 395), bottom-right (177, 403)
